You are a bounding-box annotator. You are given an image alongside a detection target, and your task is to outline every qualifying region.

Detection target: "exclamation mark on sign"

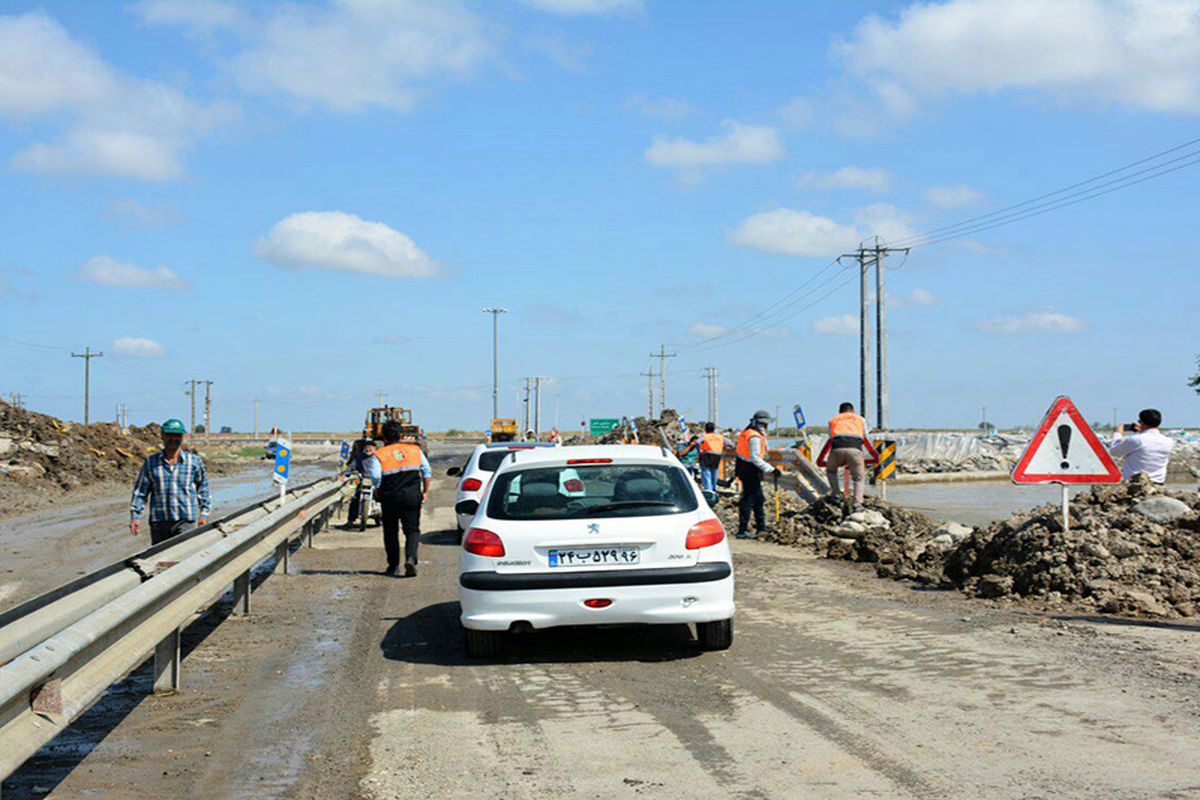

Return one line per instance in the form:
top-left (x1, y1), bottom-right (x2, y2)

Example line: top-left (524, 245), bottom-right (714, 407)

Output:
top-left (1057, 424), bottom-right (1072, 469)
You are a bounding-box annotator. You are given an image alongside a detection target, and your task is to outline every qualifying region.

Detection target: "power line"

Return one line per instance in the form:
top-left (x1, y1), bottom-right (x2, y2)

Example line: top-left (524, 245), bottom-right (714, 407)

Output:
top-left (894, 134), bottom-right (1200, 249)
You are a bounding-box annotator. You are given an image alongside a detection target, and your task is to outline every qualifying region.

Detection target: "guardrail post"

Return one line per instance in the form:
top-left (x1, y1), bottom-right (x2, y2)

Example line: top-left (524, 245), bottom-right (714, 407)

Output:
top-left (305, 520), bottom-right (314, 548)
top-left (232, 570), bottom-right (251, 615)
top-left (153, 627), bottom-right (181, 694)
top-left (275, 541), bottom-right (290, 575)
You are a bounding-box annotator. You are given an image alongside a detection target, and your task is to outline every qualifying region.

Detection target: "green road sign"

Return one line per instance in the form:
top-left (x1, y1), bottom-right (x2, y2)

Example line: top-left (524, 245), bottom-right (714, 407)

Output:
top-left (589, 418), bottom-right (620, 437)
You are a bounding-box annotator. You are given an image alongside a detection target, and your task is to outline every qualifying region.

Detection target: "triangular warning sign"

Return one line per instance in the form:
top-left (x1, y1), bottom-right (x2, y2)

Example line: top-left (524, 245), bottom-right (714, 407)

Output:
top-left (1011, 396), bottom-right (1122, 484)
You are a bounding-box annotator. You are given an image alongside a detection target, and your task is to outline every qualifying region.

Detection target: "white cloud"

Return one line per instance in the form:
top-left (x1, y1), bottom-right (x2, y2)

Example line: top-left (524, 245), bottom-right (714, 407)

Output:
top-left (812, 314), bottom-right (858, 335)
top-left (132, 0), bottom-right (245, 31)
top-left (687, 322), bottom-right (729, 338)
top-left (730, 204), bottom-right (917, 257)
top-left (231, 0), bottom-right (490, 113)
top-left (624, 93), bottom-right (694, 119)
top-left (777, 97), bottom-right (812, 128)
top-left (889, 287), bottom-right (939, 307)
top-left (107, 198), bottom-right (183, 227)
top-left (835, 0), bottom-right (1200, 116)
top-left (79, 255), bottom-right (188, 289)
top-left (0, 11), bottom-right (232, 180)
top-left (799, 166), bottom-right (891, 193)
top-left (517, 0), bottom-right (643, 14)
top-left (645, 120), bottom-right (784, 178)
top-left (113, 337), bottom-right (167, 358)
top-left (977, 308), bottom-right (1086, 334)
top-left (925, 183), bottom-right (985, 208)
top-left (729, 208), bottom-right (860, 257)
top-left (254, 211), bottom-right (439, 278)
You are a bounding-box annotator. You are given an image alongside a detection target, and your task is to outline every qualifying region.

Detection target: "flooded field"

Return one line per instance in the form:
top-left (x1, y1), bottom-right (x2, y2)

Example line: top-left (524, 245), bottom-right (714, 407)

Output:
top-left (873, 479), bottom-right (1195, 525)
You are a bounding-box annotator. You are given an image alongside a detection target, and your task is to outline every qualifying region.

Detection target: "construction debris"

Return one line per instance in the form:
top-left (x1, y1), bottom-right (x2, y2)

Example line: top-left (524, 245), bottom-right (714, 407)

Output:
top-left (715, 473), bottom-right (1200, 619)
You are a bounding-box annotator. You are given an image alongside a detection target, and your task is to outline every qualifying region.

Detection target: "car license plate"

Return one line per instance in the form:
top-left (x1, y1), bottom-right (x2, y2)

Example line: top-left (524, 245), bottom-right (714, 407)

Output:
top-left (548, 546), bottom-right (640, 567)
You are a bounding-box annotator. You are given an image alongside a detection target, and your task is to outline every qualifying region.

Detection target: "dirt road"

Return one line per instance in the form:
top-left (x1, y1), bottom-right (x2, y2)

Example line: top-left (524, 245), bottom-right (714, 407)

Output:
top-left (6, 458), bottom-right (1200, 799)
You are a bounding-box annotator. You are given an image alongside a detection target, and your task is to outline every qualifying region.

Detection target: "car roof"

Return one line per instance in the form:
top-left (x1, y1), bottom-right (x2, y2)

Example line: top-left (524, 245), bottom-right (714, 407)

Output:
top-left (494, 444), bottom-right (672, 469)
top-left (481, 441), bottom-right (557, 449)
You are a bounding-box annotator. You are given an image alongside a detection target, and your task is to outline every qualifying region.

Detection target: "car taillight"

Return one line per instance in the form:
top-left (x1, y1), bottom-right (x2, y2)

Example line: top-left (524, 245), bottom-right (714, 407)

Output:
top-left (686, 518), bottom-right (725, 549)
top-left (460, 478), bottom-right (483, 492)
top-left (583, 599), bottom-right (612, 608)
top-left (567, 458), bottom-right (612, 464)
top-left (464, 527), bottom-right (505, 557)
top-left (563, 479), bottom-right (584, 492)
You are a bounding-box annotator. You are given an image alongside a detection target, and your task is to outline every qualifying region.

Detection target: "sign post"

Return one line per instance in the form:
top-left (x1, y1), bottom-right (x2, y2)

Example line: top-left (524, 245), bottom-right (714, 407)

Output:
top-left (339, 439), bottom-right (350, 468)
top-left (273, 437), bottom-right (292, 505)
top-left (1010, 396), bottom-right (1121, 532)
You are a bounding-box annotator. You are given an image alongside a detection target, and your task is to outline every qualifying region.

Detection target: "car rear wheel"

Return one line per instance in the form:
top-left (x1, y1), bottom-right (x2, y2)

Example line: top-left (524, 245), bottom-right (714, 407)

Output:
top-left (464, 627), bottom-right (504, 659)
top-left (696, 618), bottom-right (733, 651)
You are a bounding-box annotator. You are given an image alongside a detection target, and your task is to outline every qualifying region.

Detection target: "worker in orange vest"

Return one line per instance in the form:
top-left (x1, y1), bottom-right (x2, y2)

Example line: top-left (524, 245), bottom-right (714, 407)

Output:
top-left (826, 401), bottom-right (870, 507)
top-left (735, 410), bottom-right (777, 539)
top-left (698, 422), bottom-right (731, 496)
top-left (367, 420), bottom-right (432, 577)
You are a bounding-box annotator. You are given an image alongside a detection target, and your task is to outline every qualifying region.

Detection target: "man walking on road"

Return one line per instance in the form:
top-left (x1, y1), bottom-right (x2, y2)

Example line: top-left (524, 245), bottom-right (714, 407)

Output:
top-left (826, 402), bottom-right (870, 508)
top-left (368, 420), bottom-right (432, 577)
top-left (130, 418), bottom-right (211, 545)
top-left (735, 411), bottom-right (777, 539)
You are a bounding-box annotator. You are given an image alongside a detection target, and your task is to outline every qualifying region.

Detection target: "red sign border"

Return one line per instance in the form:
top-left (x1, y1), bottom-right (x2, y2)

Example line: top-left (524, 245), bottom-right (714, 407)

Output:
top-left (1010, 396), bottom-right (1122, 484)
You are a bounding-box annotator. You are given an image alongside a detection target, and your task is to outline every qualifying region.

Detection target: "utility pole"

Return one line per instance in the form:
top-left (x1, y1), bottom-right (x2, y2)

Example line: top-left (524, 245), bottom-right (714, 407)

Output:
top-left (377, 391), bottom-right (385, 407)
top-left (775, 405), bottom-right (781, 436)
top-left (640, 369), bottom-right (657, 419)
top-left (8, 392), bottom-right (24, 410)
top-left (203, 380), bottom-right (213, 437)
top-left (648, 345), bottom-right (676, 417)
top-left (185, 379), bottom-right (198, 432)
top-left (533, 377), bottom-right (545, 435)
top-left (252, 397), bottom-right (260, 437)
top-left (482, 308), bottom-right (508, 419)
top-left (703, 366), bottom-right (718, 425)
top-left (522, 378), bottom-right (531, 433)
top-left (841, 241), bottom-right (907, 430)
top-left (71, 347), bottom-right (103, 425)
top-left (121, 403), bottom-right (127, 427)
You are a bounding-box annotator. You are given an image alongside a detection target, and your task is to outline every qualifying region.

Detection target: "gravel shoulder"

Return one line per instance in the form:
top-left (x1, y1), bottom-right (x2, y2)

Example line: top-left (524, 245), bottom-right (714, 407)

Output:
top-left (6, 467), bottom-right (1200, 799)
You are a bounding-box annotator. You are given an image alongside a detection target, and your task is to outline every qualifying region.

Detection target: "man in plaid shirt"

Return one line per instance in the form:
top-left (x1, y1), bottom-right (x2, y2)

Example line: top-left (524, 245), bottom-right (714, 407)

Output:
top-left (130, 418), bottom-right (211, 544)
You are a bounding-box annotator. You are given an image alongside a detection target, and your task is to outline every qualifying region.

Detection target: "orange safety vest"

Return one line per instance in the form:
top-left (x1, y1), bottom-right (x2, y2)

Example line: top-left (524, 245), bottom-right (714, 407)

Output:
top-left (736, 427), bottom-right (765, 460)
top-left (700, 432), bottom-right (725, 454)
top-left (374, 442), bottom-right (424, 473)
top-left (373, 442), bottom-right (425, 502)
top-left (828, 412), bottom-right (866, 443)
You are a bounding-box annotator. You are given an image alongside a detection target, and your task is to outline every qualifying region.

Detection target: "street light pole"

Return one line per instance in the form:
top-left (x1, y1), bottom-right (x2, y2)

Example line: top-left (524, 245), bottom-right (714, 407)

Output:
top-left (483, 308), bottom-right (508, 419)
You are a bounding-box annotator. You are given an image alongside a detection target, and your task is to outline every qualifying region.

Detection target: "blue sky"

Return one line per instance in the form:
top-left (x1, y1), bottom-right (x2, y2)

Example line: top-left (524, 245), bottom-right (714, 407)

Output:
top-left (1, 0), bottom-right (1197, 433)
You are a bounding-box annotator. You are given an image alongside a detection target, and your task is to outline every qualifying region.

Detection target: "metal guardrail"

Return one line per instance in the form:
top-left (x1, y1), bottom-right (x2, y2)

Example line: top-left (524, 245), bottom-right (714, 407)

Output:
top-left (0, 477), bottom-right (351, 784)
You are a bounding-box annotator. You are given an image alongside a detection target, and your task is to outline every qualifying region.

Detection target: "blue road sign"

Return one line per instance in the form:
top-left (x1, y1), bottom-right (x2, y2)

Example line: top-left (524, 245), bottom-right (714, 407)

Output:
top-left (339, 440), bottom-right (350, 460)
top-left (272, 438), bottom-right (292, 485)
top-left (793, 405), bottom-right (806, 429)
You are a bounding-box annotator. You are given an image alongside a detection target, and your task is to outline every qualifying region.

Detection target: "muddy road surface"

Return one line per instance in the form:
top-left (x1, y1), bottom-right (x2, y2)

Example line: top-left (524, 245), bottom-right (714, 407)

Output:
top-left (5, 451), bottom-right (1200, 799)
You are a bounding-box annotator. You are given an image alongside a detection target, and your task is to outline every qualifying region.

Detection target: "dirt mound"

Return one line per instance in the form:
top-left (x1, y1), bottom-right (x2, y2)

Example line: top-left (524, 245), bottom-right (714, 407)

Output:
top-left (715, 470), bottom-right (1200, 618)
top-left (711, 489), bottom-right (948, 583)
top-left (946, 474), bottom-right (1200, 617)
top-left (597, 409), bottom-right (709, 446)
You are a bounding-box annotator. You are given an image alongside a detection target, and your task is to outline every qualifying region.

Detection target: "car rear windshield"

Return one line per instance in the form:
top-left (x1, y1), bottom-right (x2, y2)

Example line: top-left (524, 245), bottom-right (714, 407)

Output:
top-left (478, 451), bottom-right (515, 472)
top-left (486, 463), bottom-right (698, 520)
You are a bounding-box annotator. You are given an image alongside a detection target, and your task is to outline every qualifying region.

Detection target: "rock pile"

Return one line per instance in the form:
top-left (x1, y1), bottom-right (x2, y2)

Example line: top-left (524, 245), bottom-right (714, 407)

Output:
top-left (714, 473), bottom-right (1200, 618)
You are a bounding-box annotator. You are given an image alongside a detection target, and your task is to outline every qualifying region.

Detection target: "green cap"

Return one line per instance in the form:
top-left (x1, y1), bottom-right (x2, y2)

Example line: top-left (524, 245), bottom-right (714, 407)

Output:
top-left (162, 418), bottom-right (187, 434)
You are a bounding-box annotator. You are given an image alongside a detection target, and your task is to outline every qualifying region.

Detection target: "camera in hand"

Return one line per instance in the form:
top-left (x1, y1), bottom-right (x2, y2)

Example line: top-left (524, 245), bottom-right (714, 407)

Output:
top-left (1126, 422), bottom-right (1141, 431)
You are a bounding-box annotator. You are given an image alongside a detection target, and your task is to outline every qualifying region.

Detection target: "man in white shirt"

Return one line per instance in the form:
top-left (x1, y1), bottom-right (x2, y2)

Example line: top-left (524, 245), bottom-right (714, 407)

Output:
top-left (1108, 408), bottom-right (1174, 484)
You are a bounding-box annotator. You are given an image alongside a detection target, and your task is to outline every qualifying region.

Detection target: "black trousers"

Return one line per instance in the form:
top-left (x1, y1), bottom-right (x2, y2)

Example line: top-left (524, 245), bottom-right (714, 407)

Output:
top-left (380, 500), bottom-right (422, 569)
top-left (150, 519), bottom-right (192, 545)
top-left (736, 461), bottom-right (765, 533)
top-left (346, 492), bottom-right (361, 524)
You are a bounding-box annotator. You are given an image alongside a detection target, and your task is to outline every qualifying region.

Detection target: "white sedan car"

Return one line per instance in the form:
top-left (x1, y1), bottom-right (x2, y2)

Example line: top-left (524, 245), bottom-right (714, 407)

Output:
top-left (447, 442), bottom-right (560, 533)
top-left (458, 444), bottom-right (734, 658)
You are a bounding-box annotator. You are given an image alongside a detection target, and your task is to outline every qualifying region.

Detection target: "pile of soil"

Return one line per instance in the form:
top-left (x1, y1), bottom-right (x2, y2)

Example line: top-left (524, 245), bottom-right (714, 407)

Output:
top-left (0, 399), bottom-right (164, 491)
top-left (946, 475), bottom-right (1200, 617)
top-left (715, 473), bottom-right (1200, 618)
top-left (0, 399), bottom-right (234, 519)
top-left (597, 409), bottom-right (706, 446)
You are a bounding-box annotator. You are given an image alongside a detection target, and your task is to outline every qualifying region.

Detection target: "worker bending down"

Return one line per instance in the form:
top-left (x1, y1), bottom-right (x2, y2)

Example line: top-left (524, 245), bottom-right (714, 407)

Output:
top-left (826, 402), bottom-right (870, 508)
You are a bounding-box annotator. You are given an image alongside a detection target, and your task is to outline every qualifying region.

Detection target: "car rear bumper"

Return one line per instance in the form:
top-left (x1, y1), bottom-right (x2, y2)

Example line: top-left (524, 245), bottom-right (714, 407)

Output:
top-left (459, 567), bottom-right (734, 631)
top-left (461, 561), bottom-right (731, 591)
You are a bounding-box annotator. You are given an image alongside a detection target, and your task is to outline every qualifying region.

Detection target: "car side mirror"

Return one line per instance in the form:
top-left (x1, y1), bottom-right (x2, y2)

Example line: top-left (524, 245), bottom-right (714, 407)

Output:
top-left (446, 466), bottom-right (462, 477)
